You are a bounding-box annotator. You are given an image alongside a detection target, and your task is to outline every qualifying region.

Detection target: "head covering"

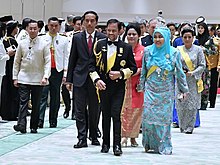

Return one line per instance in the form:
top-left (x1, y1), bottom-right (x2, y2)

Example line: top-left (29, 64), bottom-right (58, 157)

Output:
top-left (196, 22), bottom-right (209, 46)
top-left (6, 20), bottom-right (18, 35)
top-left (147, 26), bottom-right (173, 71)
top-left (0, 15), bottom-right (13, 23)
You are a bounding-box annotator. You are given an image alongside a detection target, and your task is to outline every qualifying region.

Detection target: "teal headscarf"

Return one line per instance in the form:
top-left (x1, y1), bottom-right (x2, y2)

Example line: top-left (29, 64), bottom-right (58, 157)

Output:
top-left (147, 27), bottom-right (173, 71)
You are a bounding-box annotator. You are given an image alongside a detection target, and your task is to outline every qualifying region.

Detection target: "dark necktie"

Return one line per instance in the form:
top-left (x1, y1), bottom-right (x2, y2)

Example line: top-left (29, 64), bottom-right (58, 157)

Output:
top-left (88, 35), bottom-right (92, 54)
top-left (107, 40), bottom-right (118, 46)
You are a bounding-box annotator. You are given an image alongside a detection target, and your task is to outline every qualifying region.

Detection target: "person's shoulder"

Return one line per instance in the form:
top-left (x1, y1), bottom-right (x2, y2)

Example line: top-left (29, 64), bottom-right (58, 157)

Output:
top-left (141, 35), bottom-right (151, 41)
top-left (96, 31), bottom-right (106, 38)
top-left (59, 33), bottom-right (67, 37)
top-left (38, 33), bottom-right (46, 37)
top-left (192, 44), bottom-right (202, 51)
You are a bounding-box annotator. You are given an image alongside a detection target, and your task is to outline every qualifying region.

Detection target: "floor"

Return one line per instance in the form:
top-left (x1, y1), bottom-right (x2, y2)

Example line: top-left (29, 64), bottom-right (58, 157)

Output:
top-left (0, 98), bottom-right (220, 165)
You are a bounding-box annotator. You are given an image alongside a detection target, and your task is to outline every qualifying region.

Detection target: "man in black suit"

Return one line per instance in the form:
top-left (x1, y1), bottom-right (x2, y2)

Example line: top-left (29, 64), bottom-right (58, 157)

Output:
top-left (89, 19), bottom-right (137, 156)
top-left (66, 11), bottom-right (106, 148)
top-left (141, 18), bottom-right (158, 47)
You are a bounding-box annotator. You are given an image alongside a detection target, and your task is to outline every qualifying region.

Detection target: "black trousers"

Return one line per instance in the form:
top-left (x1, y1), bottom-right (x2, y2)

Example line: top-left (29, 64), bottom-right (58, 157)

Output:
top-left (39, 69), bottom-right (63, 124)
top-left (209, 67), bottom-right (219, 107)
top-left (17, 84), bottom-right (43, 129)
top-left (74, 77), bottom-right (99, 141)
top-left (100, 82), bottom-right (125, 149)
top-left (61, 84), bottom-right (72, 113)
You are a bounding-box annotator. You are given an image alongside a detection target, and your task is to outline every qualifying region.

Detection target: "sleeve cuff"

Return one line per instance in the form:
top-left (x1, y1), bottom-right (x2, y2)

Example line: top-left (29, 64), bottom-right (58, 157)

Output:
top-left (89, 71), bottom-right (100, 83)
top-left (121, 68), bottom-right (133, 80)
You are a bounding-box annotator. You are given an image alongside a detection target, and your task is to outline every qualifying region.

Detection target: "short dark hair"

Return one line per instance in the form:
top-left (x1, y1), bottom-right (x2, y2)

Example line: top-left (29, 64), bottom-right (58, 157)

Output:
top-left (29, 19), bottom-right (37, 24)
top-left (37, 20), bottom-right (44, 29)
top-left (28, 19), bottom-right (38, 26)
top-left (125, 23), bottom-right (141, 36)
top-left (82, 11), bottom-right (99, 22)
top-left (48, 17), bottom-right (59, 23)
top-left (107, 19), bottom-right (120, 30)
top-left (208, 25), bottom-right (216, 32)
top-left (73, 16), bottom-right (82, 24)
top-left (22, 18), bottom-right (31, 29)
top-left (118, 22), bottom-right (125, 30)
top-left (181, 27), bottom-right (195, 36)
top-left (167, 22), bottom-right (176, 29)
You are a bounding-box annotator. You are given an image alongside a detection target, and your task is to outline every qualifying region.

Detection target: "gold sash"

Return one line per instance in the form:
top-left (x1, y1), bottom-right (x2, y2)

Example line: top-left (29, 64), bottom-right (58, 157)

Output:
top-left (178, 46), bottom-right (204, 93)
top-left (107, 51), bottom-right (117, 72)
top-left (146, 65), bottom-right (158, 78)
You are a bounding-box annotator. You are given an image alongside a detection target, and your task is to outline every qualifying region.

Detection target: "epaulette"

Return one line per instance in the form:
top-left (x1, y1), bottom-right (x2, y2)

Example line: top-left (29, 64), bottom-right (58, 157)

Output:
top-left (3, 36), bottom-right (14, 41)
top-left (59, 33), bottom-right (67, 37)
top-left (38, 33), bottom-right (46, 36)
top-left (73, 31), bottom-right (81, 35)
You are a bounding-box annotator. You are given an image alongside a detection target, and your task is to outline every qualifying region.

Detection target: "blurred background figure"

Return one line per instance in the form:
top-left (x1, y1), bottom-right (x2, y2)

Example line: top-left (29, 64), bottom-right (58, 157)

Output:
top-left (65, 14), bottom-right (74, 32)
top-left (167, 22), bottom-right (177, 45)
top-left (16, 18), bottom-right (31, 44)
top-left (0, 21), bottom-right (9, 114)
top-left (0, 20), bottom-right (19, 121)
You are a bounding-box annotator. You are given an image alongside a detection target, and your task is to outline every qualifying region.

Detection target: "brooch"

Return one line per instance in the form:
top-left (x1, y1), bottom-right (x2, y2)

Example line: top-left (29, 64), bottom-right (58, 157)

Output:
top-left (120, 60), bottom-right (126, 67)
top-left (156, 67), bottom-right (161, 77)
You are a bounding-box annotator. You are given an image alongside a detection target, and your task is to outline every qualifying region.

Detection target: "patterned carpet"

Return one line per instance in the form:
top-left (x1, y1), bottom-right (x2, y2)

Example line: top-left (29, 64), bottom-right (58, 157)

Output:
top-left (0, 100), bottom-right (220, 165)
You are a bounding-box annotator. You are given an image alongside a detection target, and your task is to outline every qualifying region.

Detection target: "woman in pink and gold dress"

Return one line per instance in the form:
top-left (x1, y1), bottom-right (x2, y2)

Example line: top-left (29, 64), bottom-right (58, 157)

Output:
top-left (121, 23), bottom-right (144, 147)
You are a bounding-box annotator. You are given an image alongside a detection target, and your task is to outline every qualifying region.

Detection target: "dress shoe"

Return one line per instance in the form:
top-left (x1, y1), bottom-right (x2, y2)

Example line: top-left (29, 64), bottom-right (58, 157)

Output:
top-left (63, 111), bottom-right (69, 119)
top-left (130, 138), bottom-right (138, 147)
top-left (50, 123), bottom-right (57, 128)
top-left (172, 122), bottom-right (179, 128)
top-left (91, 139), bottom-right (100, 146)
top-left (73, 140), bottom-right (88, 148)
top-left (185, 128), bottom-right (193, 134)
top-left (209, 105), bottom-right (215, 108)
top-left (13, 125), bottom-right (26, 134)
top-left (30, 128), bottom-right (38, 133)
top-left (113, 145), bottom-right (122, 156)
top-left (38, 120), bottom-right (44, 128)
top-left (101, 144), bottom-right (109, 153)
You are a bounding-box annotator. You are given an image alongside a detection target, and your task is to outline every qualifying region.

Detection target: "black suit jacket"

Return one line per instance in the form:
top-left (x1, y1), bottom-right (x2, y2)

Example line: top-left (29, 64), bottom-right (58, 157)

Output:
top-left (141, 35), bottom-right (153, 47)
top-left (66, 31), bottom-right (106, 87)
top-left (89, 39), bottom-right (137, 84)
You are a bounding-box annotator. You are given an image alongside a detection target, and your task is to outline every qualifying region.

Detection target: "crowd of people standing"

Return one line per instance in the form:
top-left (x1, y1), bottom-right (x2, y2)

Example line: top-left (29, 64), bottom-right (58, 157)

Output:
top-left (0, 12), bottom-right (219, 156)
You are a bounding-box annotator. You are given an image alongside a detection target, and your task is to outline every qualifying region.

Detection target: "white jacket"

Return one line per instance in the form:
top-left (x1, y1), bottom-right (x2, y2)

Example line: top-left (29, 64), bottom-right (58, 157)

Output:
top-left (40, 33), bottom-right (69, 77)
top-left (13, 36), bottom-right (51, 85)
top-left (0, 39), bottom-right (9, 76)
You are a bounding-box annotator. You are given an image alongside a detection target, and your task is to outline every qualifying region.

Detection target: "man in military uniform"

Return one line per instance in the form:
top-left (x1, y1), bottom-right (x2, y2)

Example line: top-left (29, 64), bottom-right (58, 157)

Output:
top-left (62, 16), bottom-right (82, 120)
top-left (89, 19), bottom-right (137, 156)
top-left (38, 17), bottom-right (69, 128)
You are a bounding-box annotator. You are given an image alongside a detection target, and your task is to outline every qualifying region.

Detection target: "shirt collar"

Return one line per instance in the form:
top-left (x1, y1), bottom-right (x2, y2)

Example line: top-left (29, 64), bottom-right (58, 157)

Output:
top-left (86, 31), bottom-right (95, 39)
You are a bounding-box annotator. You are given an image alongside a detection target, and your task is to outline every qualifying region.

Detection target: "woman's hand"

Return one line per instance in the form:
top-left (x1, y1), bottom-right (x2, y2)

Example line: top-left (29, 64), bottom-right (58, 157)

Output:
top-left (186, 71), bottom-right (193, 77)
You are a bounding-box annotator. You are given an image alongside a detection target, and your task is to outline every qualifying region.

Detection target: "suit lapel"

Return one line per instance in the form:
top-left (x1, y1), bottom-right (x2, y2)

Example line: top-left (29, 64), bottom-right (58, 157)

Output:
top-left (82, 31), bottom-right (89, 54)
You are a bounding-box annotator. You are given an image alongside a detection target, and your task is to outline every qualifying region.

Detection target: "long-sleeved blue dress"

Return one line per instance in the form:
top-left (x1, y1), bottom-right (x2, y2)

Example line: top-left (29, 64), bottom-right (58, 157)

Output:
top-left (139, 46), bottom-right (188, 154)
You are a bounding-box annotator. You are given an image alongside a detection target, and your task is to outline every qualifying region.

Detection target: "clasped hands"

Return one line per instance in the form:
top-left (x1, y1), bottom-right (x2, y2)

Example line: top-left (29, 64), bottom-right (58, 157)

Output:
top-left (96, 71), bottom-right (121, 90)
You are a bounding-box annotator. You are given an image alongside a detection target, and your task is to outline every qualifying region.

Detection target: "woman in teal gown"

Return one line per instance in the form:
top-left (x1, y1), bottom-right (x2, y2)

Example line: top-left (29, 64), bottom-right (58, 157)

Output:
top-left (138, 27), bottom-right (188, 155)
